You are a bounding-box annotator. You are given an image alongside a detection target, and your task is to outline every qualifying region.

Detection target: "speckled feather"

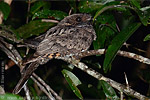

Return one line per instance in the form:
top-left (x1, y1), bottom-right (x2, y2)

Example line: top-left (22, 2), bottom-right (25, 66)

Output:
top-left (13, 14), bottom-right (96, 94)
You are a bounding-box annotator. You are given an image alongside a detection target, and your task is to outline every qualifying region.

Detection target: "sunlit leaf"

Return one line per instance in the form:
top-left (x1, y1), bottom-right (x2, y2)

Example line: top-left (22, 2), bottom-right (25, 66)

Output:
top-left (62, 69), bottom-right (83, 99)
top-left (62, 69), bottom-right (81, 86)
top-left (140, 6), bottom-right (150, 11)
top-left (137, 7), bottom-right (150, 26)
top-left (144, 34), bottom-right (150, 41)
top-left (0, 93), bottom-right (23, 100)
top-left (103, 23), bottom-right (141, 73)
top-left (101, 80), bottom-right (119, 100)
top-left (0, 1), bottom-right (10, 20)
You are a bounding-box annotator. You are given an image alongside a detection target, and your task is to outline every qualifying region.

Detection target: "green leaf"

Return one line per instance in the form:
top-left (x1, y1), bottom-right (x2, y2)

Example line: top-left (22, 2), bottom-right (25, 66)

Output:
top-left (29, 86), bottom-right (39, 100)
top-left (144, 34), bottom-right (150, 41)
top-left (101, 80), bottom-right (119, 100)
top-left (62, 69), bottom-right (83, 99)
top-left (32, 9), bottom-right (67, 20)
top-left (0, 93), bottom-right (23, 100)
top-left (93, 12), bottom-right (117, 49)
top-left (0, 1), bottom-right (10, 20)
top-left (83, 60), bottom-right (101, 69)
top-left (30, 1), bottom-right (51, 15)
top-left (137, 7), bottom-right (150, 26)
top-left (129, 0), bottom-right (141, 9)
top-left (62, 69), bottom-right (81, 87)
top-left (16, 20), bottom-right (55, 39)
top-left (103, 23), bottom-right (141, 73)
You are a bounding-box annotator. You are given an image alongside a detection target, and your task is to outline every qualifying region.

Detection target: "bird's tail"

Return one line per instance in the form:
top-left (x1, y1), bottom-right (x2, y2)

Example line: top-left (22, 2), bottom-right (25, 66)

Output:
top-left (13, 62), bottom-right (39, 94)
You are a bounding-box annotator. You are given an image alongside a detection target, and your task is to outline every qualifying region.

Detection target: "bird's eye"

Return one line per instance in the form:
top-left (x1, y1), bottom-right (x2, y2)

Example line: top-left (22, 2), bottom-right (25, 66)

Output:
top-left (76, 17), bottom-right (82, 22)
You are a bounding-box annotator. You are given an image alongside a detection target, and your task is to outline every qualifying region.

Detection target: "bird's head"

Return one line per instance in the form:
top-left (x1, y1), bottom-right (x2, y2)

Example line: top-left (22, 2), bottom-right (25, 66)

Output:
top-left (58, 13), bottom-right (92, 27)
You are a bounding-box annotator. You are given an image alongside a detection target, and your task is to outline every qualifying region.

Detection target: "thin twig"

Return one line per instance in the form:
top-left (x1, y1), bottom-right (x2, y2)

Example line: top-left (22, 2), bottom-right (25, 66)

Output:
top-left (118, 50), bottom-right (150, 65)
top-left (31, 75), bottom-right (55, 100)
top-left (120, 91), bottom-right (123, 100)
top-left (32, 73), bottom-right (62, 100)
top-left (0, 29), bottom-right (23, 43)
top-left (0, 11), bottom-right (3, 24)
top-left (124, 72), bottom-right (129, 90)
top-left (24, 85), bottom-right (31, 100)
top-left (0, 86), bottom-right (5, 95)
top-left (26, 0), bottom-right (31, 23)
top-left (69, 8), bottom-right (72, 15)
top-left (42, 19), bottom-right (59, 23)
top-left (0, 41), bottom-right (18, 64)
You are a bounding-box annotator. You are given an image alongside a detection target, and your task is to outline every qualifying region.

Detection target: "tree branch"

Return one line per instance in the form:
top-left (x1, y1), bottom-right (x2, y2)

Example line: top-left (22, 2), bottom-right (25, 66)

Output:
top-left (30, 75), bottom-right (55, 100)
top-left (75, 49), bottom-right (150, 65)
top-left (58, 56), bottom-right (149, 100)
top-left (4, 0), bottom-right (12, 5)
top-left (117, 50), bottom-right (150, 65)
top-left (32, 73), bottom-right (62, 100)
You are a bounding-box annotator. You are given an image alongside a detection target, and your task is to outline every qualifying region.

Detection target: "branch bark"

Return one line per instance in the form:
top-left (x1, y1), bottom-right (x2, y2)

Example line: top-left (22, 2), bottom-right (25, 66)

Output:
top-left (4, 0), bottom-right (12, 5)
top-left (58, 56), bottom-right (149, 100)
top-left (75, 49), bottom-right (150, 65)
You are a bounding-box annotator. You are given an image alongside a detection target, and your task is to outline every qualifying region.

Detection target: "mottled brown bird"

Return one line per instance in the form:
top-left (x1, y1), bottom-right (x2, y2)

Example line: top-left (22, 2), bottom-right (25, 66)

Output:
top-left (13, 13), bottom-right (96, 94)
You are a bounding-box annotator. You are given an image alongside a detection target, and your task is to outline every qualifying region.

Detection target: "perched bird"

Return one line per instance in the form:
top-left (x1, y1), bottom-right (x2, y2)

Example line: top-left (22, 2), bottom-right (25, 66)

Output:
top-left (13, 13), bottom-right (96, 94)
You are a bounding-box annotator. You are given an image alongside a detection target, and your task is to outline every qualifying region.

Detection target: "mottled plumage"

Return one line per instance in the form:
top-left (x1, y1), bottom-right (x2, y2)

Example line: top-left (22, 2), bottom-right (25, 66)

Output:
top-left (13, 13), bottom-right (96, 94)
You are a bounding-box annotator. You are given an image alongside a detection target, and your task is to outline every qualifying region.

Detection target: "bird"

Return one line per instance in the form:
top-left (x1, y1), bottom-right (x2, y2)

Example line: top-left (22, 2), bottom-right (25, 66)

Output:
top-left (13, 13), bottom-right (97, 94)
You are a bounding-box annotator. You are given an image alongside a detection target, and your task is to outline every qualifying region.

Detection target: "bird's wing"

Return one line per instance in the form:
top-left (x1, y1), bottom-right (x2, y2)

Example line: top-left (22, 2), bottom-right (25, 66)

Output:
top-left (36, 27), bottom-right (94, 56)
top-left (23, 26), bottom-right (59, 49)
